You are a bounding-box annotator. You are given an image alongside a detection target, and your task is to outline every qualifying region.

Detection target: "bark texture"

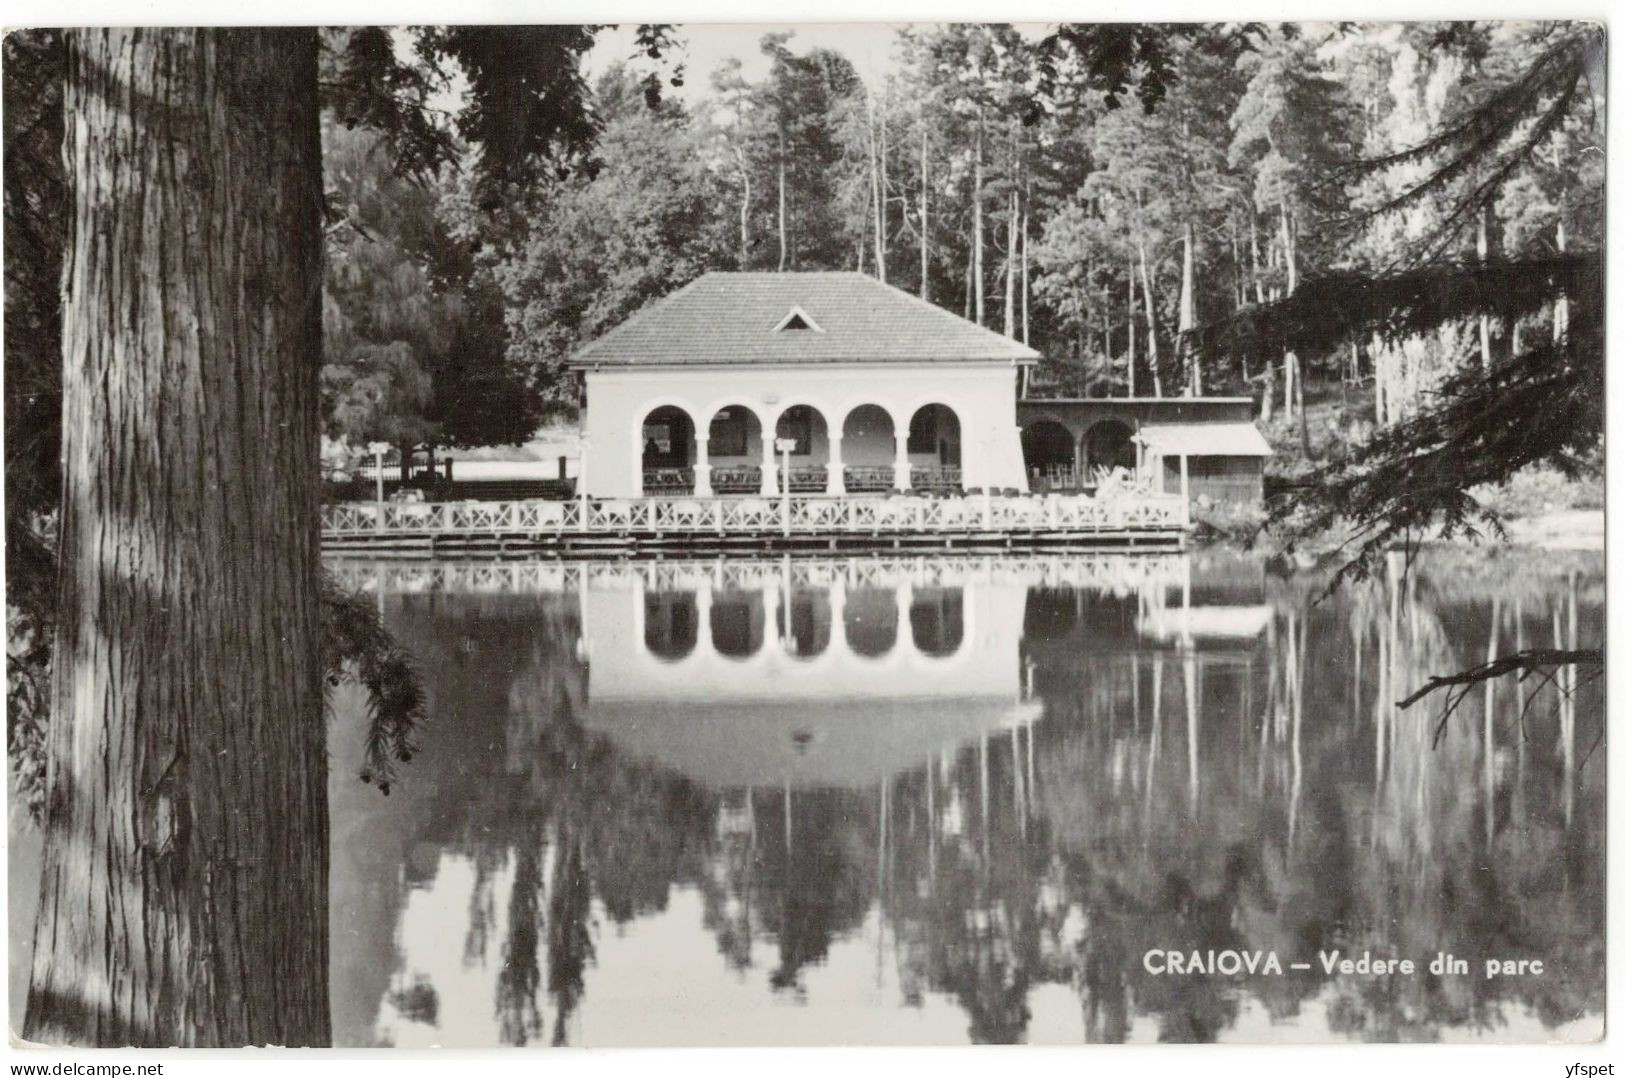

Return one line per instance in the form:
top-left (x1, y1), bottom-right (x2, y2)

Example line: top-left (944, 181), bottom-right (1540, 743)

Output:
top-left (26, 28), bottom-right (329, 1047)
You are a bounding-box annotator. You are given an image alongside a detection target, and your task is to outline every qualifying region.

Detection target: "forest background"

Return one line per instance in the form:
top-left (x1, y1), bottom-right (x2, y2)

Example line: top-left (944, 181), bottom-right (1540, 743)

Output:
top-left (323, 22), bottom-right (1602, 519)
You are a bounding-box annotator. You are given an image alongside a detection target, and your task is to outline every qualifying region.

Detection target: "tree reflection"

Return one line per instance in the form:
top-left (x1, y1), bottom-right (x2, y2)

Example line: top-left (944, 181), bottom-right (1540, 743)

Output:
top-left (348, 549), bottom-right (1603, 1045)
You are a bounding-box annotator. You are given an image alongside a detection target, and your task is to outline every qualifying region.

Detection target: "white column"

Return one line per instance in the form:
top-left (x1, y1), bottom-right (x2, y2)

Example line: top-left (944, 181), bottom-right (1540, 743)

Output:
top-left (760, 425), bottom-right (779, 496)
top-left (696, 578), bottom-right (714, 659)
top-left (826, 434), bottom-right (845, 494)
top-left (895, 579), bottom-right (915, 657)
top-left (694, 434), bottom-right (712, 497)
top-left (828, 575), bottom-right (848, 653)
top-left (893, 431), bottom-right (912, 492)
top-left (762, 582), bottom-right (784, 656)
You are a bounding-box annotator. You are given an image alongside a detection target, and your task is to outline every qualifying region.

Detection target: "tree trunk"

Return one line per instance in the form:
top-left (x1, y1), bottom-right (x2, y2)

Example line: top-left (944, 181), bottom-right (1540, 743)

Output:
top-left (1282, 351), bottom-right (1295, 424)
top-left (1249, 212), bottom-right (1266, 304)
top-left (1178, 220), bottom-right (1198, 396)
top-left (28, 27), bottom-right (328, 1047)
top-left (972, 113), bottom-right (984, 326)
top-left (1295, 353), bottom-right (1311, 459)
top-left (734, 146), bottom-right (751, 268)
top-left (918, 117), bottom-right (929, 302)
top-left (1004, 189), bottom-right (1017, 338)
top-left (1101, 285), bottom-right (1111, 362)
top-left (777, 129), bottom-right (788, 272)
top-left (868, 95), bottom-right (885, 283)
top-left (1478, 206), bottom-right (1491, 368)
top-left (1020, 197), bottom-right (1030, 346)
top-left (1280, 201), bottom-right (1304, 443)
top-left (1136, 235), bottom-right (1162, 397)
top-left (1126, 257), bottom-right (1136, 397)
top-left (1554, 205), bottom-right (1569, 344)
top-left (963, 234), bottom-right (973, 320)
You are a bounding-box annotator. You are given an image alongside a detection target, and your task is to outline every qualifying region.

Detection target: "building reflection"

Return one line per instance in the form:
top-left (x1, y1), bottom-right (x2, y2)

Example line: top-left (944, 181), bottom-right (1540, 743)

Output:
top-left (322, 551), bottom-right (1604, 1048)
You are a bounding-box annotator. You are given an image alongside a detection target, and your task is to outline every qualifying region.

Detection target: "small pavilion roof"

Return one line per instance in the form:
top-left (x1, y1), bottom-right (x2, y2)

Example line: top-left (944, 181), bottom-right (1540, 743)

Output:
top-left (1137, 422), bottom-right (1274, 457)
top-left (570, 271), bottom-right (1041, 368)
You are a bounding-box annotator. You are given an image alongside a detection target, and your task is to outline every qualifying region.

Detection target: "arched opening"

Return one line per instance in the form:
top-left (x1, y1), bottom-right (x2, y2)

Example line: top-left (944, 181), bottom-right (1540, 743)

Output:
top-left (840, 405), bottom-right (897, 493)
top-left (644, 591), bottom-right (698, 661)
top-left (707, 405), bottom-right (766, 495)
top-left (776, 588), bottom-right (832, 658)
top-left (774, 405), bottom-right (831, 493)
top-left (641, 405), bottom-right (696, 495)
top-left (907, 404), bottom-right (962, 493)
top-left (1083, 420), bottom-right (1137, 483)
top-left (711, 591), bottom-right (765, 659)
top-left (1021, 419), bottom-right (1078, 492)
top-left (909, 587), bottom-right (965, 657)
top-left (842, 587), bottom-right (898, 657)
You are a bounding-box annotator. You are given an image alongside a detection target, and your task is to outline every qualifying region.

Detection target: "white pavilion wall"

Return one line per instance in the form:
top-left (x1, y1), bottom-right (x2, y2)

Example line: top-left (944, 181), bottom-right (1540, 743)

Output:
top-left (579, 363), bottom-right (1029, 496)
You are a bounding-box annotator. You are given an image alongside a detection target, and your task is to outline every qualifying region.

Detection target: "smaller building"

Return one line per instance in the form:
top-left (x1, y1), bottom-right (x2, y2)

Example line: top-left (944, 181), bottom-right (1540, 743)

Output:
top-left (1015, 397), bottom-right (1272, 503)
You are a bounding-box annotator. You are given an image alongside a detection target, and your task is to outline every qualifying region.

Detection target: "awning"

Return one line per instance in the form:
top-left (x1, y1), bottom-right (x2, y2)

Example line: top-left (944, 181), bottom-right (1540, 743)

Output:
top-left (1136, 422), bottom-right (1273, 457)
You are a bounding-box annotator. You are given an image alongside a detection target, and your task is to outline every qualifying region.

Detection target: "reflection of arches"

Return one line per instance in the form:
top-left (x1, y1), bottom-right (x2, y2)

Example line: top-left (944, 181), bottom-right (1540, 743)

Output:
top-left (841, 405), bottom-right (897, 492)
top-left (843, 588), bottom-right (898, 657)
top-left (711, 591), bottom-right (765, 659)
top-left (777, 588), bottom-right (832, 658)
top-left (644, 591), bottom-right (698, 661)
top-left (909, 587), bottom-right (965, 657)
top-left (708, 405), bottom-right (765, 494)
top-left (1021, 419), bottom-right (1077, 491)
top-left (1083, 420), bottom-right (1137, 475)
top-left (775, 405), bottom-right (830, 492)
top-left (907, 403), bottom-right (961, 466)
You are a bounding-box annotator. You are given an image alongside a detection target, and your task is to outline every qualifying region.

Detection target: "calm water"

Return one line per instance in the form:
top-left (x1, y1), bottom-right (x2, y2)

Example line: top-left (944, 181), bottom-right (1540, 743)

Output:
top-left (8, 549), bottom-right (1606, 1044)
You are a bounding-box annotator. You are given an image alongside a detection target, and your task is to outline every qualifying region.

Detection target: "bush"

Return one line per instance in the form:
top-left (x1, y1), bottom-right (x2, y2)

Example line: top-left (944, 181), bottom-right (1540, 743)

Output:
top-left (1471, 465), bottom-right (1604, 519)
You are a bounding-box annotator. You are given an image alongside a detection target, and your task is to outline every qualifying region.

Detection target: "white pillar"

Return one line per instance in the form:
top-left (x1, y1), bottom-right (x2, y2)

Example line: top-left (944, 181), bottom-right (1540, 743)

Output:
top-left (829, 575), bottom-right (848, 653)
top-left (826, 434), bottom-right (845, 495)
top-left (696, 578), bottom-right (714, 659)
top-left (893, 431), bottom-right (912, 492)
top-left (694, 434), bottom-right (712, 497)
top-left (760, 425), bottom-right (779, 496)
top-left (895, 579), bottom-right (915, 657)
top-left (763, 582), bottom-right (784, 656)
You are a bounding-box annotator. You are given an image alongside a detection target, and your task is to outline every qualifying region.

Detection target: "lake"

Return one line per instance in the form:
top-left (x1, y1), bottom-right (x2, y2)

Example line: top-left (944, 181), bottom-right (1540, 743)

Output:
top-left (8, 548), bottom-right (1605, 1044)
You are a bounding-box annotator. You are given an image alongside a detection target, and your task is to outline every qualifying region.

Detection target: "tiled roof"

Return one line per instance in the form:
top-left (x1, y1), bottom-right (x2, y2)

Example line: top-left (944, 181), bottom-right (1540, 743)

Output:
top-left (570, 272), bottom-right (1041, 367)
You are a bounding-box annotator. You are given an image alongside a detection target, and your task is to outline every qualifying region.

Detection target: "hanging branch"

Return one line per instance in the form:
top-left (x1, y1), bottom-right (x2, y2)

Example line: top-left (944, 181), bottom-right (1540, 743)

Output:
top-left (1400, 648), bottom-right (1603, 750)
top-left (321, 572), bottom-right (426, 796)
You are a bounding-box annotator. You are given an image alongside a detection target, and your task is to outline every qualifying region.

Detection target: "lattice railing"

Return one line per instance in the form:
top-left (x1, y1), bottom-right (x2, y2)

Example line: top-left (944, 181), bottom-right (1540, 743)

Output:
top-left (323, 489), bottom-right (1188, 538)
top-left (910, 466), bottom-right (962, 494)
top-left (709, 466), bottom-right (762, 495)
top-left (843, 465), bottom-right (896, 493)
top-left (326, 551), bottom-right (1192, 597)
top-left (642, 467), bottom-right (694, 495)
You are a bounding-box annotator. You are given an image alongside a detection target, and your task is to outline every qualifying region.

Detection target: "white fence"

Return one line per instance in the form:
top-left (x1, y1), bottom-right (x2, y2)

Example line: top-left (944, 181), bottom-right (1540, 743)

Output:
top-left (325, 552), bottom-right (1191, 598)
top-left (321, 490), bottom-right (1189, 539)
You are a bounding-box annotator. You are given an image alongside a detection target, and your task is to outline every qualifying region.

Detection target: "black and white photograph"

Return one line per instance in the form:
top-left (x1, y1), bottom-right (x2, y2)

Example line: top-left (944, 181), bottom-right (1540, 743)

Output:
top-left (0, 12), bottom-right (1609, 1059)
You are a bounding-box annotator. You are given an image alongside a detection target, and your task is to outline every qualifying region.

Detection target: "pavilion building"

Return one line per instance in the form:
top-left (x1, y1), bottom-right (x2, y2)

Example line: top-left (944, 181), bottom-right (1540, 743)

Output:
top-left (567, 270), bottom-right (1271, 506)
top-left (569, 271), bottom-right (1039, 498)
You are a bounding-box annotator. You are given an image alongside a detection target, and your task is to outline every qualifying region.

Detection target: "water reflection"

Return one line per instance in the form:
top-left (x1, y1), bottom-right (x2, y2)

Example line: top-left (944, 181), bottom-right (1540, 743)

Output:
top-left (324, 551), bottom-right (1604, 1046)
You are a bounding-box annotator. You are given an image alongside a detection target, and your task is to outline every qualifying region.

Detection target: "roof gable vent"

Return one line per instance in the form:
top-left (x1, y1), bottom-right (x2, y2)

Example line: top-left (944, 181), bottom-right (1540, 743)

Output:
top-left (772, 306), bottom-right (824, 333)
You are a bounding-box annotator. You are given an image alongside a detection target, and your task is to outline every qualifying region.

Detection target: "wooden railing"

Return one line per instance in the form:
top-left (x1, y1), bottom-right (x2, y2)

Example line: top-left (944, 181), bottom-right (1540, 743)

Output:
top-left (843, 465), bottom-right (895, 493)
top-left (641, 467), bottom-right (694, 495)
top-left (326, 551), bottom-right (1191, 597)
top-left (322, 488), bottom-right (1189, 538)
top-left (911, 465), bottom-right (962, 493)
